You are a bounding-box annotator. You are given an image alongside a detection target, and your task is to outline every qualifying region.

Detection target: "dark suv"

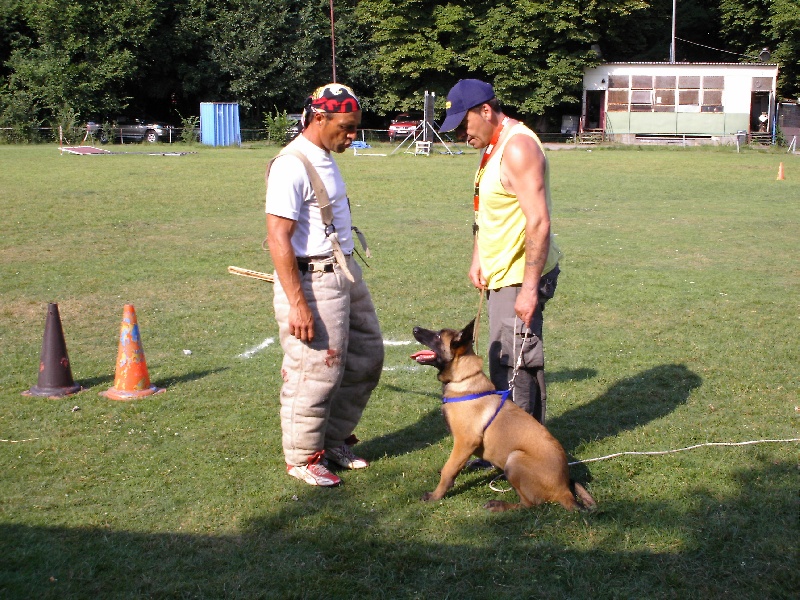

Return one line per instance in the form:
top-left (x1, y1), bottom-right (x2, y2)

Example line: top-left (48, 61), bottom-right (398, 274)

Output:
top-left (87, 117), bottom-right (178, 144)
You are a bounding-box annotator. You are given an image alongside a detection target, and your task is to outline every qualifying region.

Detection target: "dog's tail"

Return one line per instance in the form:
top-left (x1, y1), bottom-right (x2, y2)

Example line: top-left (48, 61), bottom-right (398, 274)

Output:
top-left (570, 480), bottom-right (597, 512)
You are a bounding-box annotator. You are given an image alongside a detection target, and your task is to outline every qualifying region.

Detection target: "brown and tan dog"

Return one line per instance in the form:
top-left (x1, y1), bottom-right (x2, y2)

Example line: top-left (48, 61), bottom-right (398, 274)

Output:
top-left (411, 320), bottom-right (596, 512)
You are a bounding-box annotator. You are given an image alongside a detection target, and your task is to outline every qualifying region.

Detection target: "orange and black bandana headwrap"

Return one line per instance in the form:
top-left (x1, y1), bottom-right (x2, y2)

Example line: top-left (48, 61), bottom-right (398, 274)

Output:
top-left (307, 83), bottom-right (361, 114)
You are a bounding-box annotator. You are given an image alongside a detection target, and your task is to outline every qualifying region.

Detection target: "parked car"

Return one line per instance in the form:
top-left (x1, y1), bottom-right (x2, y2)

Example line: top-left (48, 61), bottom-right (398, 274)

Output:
top-left (86, 117), bottom-right (178, 144)
top-left (388, 113), bottom-right (421, 141)
top-left (285, 113), bottom-right (303, 144)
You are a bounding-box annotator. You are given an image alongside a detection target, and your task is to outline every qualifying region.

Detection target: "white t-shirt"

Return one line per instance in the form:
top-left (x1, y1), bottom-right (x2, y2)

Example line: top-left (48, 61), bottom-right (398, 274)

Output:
top-left (265, 134), bottom-right (353, 257)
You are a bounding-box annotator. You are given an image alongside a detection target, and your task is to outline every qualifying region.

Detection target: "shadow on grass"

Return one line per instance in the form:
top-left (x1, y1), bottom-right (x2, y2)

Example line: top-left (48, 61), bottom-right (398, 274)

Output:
top-left (549, 363), bottom-right (703, 453)
top-left (1, 459), bottom-right (794, 599)
top-left (72, 368), bottom-right (229, 392)
top-left (359, 405), bottom-right (447, 460)
top-left (71, 373), bottom-right (114, 389)
top-left (156, 367), bottom-right (230, 387)
top-left (547, 367), bottom-right (598, 383)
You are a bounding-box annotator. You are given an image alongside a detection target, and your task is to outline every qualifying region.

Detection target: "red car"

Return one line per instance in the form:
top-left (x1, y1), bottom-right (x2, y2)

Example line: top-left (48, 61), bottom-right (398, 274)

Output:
top-left (388, 113), bottom-right (421, 141)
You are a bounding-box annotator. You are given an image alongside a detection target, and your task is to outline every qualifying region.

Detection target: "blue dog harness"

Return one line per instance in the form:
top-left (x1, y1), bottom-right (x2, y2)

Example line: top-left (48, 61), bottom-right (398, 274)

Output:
top-left (441, 389), bottom-right (511, 433)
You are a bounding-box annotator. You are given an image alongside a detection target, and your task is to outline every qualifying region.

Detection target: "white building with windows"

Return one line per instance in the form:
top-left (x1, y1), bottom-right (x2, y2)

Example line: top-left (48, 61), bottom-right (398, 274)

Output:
top-left (581, 63), bottom-right (779, 144)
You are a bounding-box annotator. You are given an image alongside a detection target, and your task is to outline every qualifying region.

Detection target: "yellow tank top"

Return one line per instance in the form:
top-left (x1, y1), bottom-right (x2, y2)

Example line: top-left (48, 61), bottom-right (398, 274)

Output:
top-left (476, 122), bottom-right (561, 289)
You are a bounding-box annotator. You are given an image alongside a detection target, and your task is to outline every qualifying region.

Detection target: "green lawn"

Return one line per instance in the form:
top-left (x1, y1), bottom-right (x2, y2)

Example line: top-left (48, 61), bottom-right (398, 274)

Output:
top-left (1, 141), bottom-right (797, 599)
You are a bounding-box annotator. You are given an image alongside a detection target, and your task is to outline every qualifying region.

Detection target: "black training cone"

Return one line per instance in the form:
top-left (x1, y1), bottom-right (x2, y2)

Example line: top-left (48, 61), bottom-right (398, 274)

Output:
top-left (22, 303), bottom-right (82, 398)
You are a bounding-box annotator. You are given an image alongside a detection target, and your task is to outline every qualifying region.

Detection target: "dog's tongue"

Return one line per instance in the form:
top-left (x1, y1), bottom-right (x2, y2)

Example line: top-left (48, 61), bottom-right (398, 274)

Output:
top-left (410, 349), bottom-right (436, 363)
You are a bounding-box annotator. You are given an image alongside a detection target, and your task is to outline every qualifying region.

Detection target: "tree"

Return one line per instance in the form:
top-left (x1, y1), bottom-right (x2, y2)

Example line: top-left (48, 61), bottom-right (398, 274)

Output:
top-left (355, 0), bottom-right (648, 120)
top-left (355, 0), bottom-right (474, 114)
top-left (719, 0), bottom-right (800, 99)
top-left (0, 0), bottom-right (164, 130)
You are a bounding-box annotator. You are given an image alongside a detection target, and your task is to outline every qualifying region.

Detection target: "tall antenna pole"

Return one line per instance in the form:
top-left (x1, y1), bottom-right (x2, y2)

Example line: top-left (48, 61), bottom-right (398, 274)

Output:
top-left (670, 0), bottom-right (676, 63)
top-left (329, 0), bottom-right (337, 82)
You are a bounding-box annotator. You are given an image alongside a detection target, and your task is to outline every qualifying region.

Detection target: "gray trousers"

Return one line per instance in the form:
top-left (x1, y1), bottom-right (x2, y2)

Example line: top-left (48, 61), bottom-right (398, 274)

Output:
top-left (273, 257), bottom-right (384, 466)
top-left (486, 266), bottom-right (559, 424)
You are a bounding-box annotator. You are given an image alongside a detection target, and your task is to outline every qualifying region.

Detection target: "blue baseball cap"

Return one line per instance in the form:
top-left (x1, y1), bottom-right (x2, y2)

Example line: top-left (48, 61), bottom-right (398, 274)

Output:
top-left (439, 79), bottom-right (495, 132)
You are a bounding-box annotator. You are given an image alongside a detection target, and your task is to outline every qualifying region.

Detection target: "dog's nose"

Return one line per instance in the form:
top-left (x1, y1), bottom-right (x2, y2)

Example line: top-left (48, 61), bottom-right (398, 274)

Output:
top-left (412, 327), bottom-right (420, 335)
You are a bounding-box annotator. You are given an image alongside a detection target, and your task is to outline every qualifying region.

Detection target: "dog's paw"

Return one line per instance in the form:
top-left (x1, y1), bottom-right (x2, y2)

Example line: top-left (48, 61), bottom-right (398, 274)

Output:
top-left (421, 492), bottom-right (437, 502)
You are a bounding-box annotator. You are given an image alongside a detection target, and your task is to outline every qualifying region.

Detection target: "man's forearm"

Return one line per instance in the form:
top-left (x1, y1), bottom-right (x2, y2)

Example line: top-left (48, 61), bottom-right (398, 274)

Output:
top-left (267, 216), bottom-right (307, 309)
top-left (522, 223), bottom-right (550, 290)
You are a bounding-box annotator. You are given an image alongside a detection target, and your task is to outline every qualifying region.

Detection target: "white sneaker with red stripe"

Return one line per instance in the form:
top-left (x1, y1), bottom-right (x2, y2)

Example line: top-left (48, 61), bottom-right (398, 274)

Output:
top-left (326, 444), bottom-right (369, 470)
top-left (287, 451), bottom-right (341, 486)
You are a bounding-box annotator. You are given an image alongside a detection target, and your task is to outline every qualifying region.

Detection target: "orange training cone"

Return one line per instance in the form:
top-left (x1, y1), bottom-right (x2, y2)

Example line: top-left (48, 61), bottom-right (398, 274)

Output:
top-left (777, 162), bottom-right (785, 180)
top-left (100, 304), bottom-right (164, 401)
top-left (23, 303), bottom-right (82, 398)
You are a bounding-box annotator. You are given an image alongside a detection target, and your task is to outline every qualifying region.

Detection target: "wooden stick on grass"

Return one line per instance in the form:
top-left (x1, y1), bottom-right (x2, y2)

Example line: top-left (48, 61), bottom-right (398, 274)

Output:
top-left (227, 266), bottom-right (274, 283)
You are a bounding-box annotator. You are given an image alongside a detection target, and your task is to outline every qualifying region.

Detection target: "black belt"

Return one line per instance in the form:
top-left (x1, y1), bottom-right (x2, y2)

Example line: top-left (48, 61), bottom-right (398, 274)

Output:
top-left (297, 260), bottom-right (334, 273)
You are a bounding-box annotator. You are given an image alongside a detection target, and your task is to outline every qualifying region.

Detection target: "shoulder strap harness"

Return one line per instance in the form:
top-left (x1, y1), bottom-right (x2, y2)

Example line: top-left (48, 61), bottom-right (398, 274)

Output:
top-left (266, 149), bottom-right (370, 283)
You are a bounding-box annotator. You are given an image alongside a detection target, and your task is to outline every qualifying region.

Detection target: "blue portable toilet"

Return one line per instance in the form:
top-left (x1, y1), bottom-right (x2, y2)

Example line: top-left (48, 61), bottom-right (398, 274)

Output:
top-left (200, 102), bottom-right (241, 146)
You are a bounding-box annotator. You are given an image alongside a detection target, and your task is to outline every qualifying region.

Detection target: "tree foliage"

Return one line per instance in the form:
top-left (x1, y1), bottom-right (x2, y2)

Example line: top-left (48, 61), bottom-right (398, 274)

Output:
top-left (719, 0), bottom-right (800, 98)
top-left (1, 0), bottom-right (798, 134)
top-left (1, 0), bottom-right (163, 129)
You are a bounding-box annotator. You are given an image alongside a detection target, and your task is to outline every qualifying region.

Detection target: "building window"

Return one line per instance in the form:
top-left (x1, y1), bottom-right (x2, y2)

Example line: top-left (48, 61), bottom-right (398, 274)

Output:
top-left (603, 72), bottom-right (725, 114)
top-left (656, 76), bottom-right (676, 89)
top-left (679, 89), bottom-right (700, 105)
top-left (679, 76), bottom-right (701, 89)
top-left (701, 76), bottom-right (724, 112)
top-left (607, 81), bottom-right (629, 112)
top-left (608, 75), bottom-right (629, 89)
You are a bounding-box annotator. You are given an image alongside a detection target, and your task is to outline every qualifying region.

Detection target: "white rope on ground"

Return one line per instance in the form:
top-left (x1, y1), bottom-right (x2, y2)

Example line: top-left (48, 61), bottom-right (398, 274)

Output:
top-left (567, 438), bottom-right (800, 466)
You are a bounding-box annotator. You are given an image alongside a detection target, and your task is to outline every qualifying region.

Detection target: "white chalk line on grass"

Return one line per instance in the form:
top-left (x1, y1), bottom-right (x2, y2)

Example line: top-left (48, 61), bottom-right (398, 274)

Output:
top-left (238, 338), bottom-right (275, 359)
top-left (238, 337), bottom-right (417, 360)
top-left (384, 340), bottom-right (417, 370)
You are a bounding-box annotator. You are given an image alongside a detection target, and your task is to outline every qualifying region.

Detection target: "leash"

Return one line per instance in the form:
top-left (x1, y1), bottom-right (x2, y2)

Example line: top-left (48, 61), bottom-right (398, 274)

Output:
top-left (507, 316), bottom-right (533, 392)
top-left (441, 389), bottom-right (511, 433)
top-left (473, 288), bottom-right (485, 349)
top-left (473, 297), bottom-right (530, 393)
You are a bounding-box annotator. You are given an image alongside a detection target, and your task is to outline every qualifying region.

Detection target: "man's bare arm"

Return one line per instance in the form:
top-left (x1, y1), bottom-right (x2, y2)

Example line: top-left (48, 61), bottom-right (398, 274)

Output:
top-left (501, 135), bottom-right (550, 326)
top-left (266, 214), bottom-right (315, 342)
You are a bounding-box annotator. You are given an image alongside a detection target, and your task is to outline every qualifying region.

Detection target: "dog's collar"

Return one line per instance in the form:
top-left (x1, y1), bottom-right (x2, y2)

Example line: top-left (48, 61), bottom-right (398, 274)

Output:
top-left (441, 389), bottom-right (511, 432)
top-left (441, 390), bottom-right (506, 404)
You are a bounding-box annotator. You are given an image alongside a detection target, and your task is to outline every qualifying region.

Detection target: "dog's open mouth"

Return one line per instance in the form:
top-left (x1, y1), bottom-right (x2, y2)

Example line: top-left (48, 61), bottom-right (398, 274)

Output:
top-left (410, 349), bottom-right (437, 365)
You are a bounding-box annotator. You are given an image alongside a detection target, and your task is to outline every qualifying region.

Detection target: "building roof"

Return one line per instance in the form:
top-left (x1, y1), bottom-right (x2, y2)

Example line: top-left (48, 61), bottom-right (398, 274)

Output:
top-left (596, 62), bottom-right (778, 67)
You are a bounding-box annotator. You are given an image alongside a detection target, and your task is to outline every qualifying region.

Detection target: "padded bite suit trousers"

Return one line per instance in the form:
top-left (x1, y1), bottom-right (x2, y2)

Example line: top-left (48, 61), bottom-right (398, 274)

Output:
top-left (273, 257), bottom-right (384, 466)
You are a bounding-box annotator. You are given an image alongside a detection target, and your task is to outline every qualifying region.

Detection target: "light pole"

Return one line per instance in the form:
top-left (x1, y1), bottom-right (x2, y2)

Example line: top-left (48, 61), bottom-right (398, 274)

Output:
top-left (670, 0), bottom-right (676, 63)
top-left (330, 0), bottom-right (337, 82)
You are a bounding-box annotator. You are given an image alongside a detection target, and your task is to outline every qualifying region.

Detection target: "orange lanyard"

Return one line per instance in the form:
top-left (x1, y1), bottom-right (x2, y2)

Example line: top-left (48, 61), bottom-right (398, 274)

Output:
top-left (473, 117), bottom-right (510, 212)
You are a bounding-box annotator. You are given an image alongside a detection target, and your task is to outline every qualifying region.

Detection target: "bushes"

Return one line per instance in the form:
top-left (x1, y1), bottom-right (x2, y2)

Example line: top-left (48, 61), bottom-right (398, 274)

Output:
top-left (263, 108), bottom-right (298, 145)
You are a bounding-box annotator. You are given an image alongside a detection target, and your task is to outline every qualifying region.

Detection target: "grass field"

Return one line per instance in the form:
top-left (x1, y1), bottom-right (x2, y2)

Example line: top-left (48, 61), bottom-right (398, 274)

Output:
top-left (1, 141), bottom-right (798, 599)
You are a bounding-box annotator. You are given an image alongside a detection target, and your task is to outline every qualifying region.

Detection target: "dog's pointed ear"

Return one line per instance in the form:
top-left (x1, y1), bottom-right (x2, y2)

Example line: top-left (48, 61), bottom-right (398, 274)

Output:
top-left (453, 319), bottom-right (476, 349)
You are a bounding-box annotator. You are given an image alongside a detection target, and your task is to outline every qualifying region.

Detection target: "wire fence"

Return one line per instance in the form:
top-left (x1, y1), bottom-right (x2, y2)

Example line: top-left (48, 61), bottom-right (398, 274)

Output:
top-left (1, 126), bottom-right (579, 146)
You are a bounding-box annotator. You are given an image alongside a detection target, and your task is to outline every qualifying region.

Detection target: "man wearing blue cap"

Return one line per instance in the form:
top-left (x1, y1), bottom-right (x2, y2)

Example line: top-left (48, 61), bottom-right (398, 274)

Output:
top-left (440, 79), bottom-right (561, 426)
